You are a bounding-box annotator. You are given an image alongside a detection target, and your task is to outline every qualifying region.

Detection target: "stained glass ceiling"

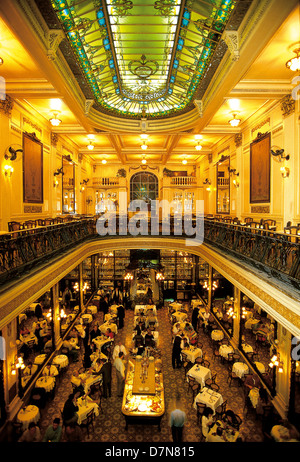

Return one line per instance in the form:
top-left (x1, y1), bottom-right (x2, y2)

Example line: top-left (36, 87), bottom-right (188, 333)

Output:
top-left (50, 0), bottom-right (238, 119)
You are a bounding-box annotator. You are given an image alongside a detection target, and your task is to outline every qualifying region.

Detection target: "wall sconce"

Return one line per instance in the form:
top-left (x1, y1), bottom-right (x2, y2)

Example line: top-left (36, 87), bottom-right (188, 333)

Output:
top-left (241, 306), bottom-right (248, 319)
top-left (156, 272), bottom-right (165, 281)
top-left (53, 178), bottom-right (59, 188)
top-left (11, 356), bottom-right (25, 375)
top-left (3, 165), bottom-right (14, 177)
top-left (80, 178), bottom-right (89, 192)
top-left (280, 166), bottom-right (290, 178)
top-left (228, 168), bottom-right (239, 176)
top-left (49, 110), bottom-right (62, 127)
top-left (203, 178), bottom-right (211, 191)
top-left (124, 272), bottom-right (134, 281)
top-left (54, 167), bottom-right (64, 176)
top-left (271, 147), bottom-right (290, 161)
top-left (4, 145), bottom-right (23, 161)
top-left (228, 113), bottom-right (241, 127)
top-left (226, 306), bottom-right (237, 319)
top-left (269, 353), bottom-right (283, 373)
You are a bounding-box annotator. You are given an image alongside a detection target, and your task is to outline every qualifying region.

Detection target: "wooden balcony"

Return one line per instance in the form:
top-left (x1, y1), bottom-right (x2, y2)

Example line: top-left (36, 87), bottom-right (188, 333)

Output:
top-left (163, 176), bottom-right (199, 187)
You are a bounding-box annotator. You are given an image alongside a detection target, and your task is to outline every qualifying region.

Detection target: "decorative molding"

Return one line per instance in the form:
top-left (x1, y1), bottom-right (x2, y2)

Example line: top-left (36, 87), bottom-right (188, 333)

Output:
top-left (46, 29), bottom-right (65, 60)
top-left (10, 123), bottom-right (22, 136)
top-left (234, 133), bottom-right (242, 147)
top-left (218, 145), bottom-right (230, 156)
top-left (84, 99), bottom-right (94, 115)
top-left (43, 144), bottom-right (50, 153)
top-left (24, 205), bottom-right (43, 213)
top-left (23, 116), bottom-right (42, 136)
top-left (251, 205), bottom-right (270, 214)
top-left (208, 153), bottom-right (212, 163)
top-left (272, 125), bottom-right (283, 135)
top-left (280, 94), bottom-right (295, 118)
top-left (251, 117), bottom-right (270, 135)
top-left (194, 100), bottom-right (203, 117)
top-left (51, 133), bottom-right (59, 147)
top-left (0, 95), bottom-right (14, 117)
top-left (129, 165), bottom-right (159, 171)
top-left (223, 30), bottom-right (239, 61)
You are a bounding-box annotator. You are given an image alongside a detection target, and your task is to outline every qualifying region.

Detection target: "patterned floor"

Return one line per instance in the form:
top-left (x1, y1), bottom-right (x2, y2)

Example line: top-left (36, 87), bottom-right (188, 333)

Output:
top-left (32, 304), bottom-right (272, 443)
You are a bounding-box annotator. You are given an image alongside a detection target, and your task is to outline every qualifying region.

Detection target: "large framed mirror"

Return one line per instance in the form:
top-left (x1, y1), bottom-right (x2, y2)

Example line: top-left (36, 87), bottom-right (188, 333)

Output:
top-left (216, 156), bottom-right (230, 214)
top-left (62, 155), bottom-right (75, 214)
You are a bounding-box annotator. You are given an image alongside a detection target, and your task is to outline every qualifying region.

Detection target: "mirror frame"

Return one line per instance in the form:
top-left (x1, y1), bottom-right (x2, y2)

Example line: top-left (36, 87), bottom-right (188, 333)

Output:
top-left (216, 156), bottom-right (230, 214)
top-left (62, 155), bottom-right (75, 214)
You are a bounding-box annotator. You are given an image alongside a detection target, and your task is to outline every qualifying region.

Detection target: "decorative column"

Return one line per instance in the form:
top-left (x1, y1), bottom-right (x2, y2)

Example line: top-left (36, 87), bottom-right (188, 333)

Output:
top-left (208, 265), bottom-right (213, 310)
top-left (232, 286), bottom-right (241, 347)
top-left (51, 283), bottom-right (61, 348)
top-left (79, 262), bottom-right (84, 311)
top-left (272, 325), bottom-right (292, 418)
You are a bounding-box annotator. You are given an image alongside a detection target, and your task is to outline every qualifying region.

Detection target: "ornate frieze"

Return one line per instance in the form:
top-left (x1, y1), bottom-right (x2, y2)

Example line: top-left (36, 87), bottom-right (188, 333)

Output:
top-left (280, 94), bottom-right (295, 118)
top-left (223, 30), bottom-right (239, 61)
top-left (0, 95), bottom-right (14, 117)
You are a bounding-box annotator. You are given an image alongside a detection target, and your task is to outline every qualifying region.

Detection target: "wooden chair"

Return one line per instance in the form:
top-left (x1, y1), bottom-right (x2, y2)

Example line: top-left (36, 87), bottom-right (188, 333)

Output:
top-left (23, 220), bottom-right (36, 229)
top-left (215, 400), bottom-right (227, 420)
top-left (80, 409), bottom-right (95, 438)
top-left (195, 356), bottom-right (203, 366)
top-left (227, 367), bottom-right (241, 387)
top-left (187, 375), bottom-right (195, 392)
top-left (44, 218), bottom-right (54, 225)
top-left (202, 359), bottom-right (210, 369)
top-left (196, 402), bottom-right (206, 425)
top-left (181, 353), bottom-right (191, 377)
top-left (213, 348), bottom-right (221, 363)
top-left (244, 217), bottom-right (253, 224)
top-left (191, 382), bottom-right (200, 403)
top-left (205, 372), bottom-right (217, 388)
top-left (210, 383), bottom-right (220, 393)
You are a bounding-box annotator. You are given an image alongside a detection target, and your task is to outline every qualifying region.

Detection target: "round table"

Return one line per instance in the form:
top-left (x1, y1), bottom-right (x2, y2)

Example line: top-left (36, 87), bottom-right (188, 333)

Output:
top-left (254, 361), bottom-right (266, 374)
top-left (219, 344), bottom-right (234, 359)
top-left (36, 376), bottom-right (55, 392)
top-left (17, 405), bottom-right (40, 430)
top-left (211, 329), bottom-right (224, 341)
top-left (34, 354), bottom-right (47, 365)
top-left (87, 305), bottom-right (97, 315)
top-left (232, 362), bottom-right (249, 378)
top-left (52, 354), bottom-right (69, 369)
top-left (81, 314), bottom-right (93, 324)
top-left (241, 343), bottom-right (253, 354)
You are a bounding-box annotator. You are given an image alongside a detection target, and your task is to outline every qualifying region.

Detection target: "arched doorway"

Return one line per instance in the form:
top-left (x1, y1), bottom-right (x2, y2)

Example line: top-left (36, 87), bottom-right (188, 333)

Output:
top-left (130, 172), bottom-right (159, 205)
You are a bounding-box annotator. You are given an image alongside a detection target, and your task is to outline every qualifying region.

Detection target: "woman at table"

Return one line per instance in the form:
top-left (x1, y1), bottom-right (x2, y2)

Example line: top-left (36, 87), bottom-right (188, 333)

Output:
top-left (202, 407), bottom-right (214, 439)
top-left (91, 357), bottom-right (102, 375)
top-left (105, 327), bottom-right (115, 340)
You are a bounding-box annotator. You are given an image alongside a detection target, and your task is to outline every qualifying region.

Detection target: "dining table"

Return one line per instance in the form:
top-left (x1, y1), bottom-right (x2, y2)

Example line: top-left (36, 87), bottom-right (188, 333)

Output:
top-left (232, 361), bottom-right (249, 378)
top-left (19, 332), bottom-right (38, 346)
top-left (99, 321), bottom-right (118, 335)
top-left (219, 344), bottom-right (234, 359)
top-left (181, 346), bottom-right (202, 363)
top-left (207, 421), bottom-right (239, 442)
top-left (76, 396), bottom-right (100, 425)
top-left (241, 342), bottom-right (253, 354)
top-left (254, 361), bottom-right (266, 374)
top-left (86, 305), bottom-right (97, 315)
top-left (169, 302), bottom-right (182, 312)
top-left (187, 364), bottom-right (212, 389)
top-left (17, 405), bottom-right (40, 430)
top-left (104, 313), bottom-right (117, 323)
top-left (191, 300), bottom-right (203, 308)
top-left (34, 353), bottom-right (47, 365)
top-left (134, 305), bottom-right (157, 316)
top-left (36, 375), bottom-right (55, 392)
top-left (52, 354), bottom-right (69, 370)
top-left (211, 329), bottom-right (224, 341)
top-left (172, 311), bottom-right (188, 323)
top-left (81, 313), bottom-right (93, 324)
top-left (92, 335), bottom-right (112, 351)
top-left (193, 386), bottom-right (223, 414)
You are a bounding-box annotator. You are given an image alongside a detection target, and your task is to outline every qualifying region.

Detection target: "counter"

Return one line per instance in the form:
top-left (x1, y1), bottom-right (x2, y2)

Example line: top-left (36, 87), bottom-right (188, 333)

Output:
top-left (122, 357), bottom-right (165, 430)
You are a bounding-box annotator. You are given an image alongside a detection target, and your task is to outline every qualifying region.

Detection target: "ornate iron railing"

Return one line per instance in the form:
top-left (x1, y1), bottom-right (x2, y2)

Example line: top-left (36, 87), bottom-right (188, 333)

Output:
top-left (0, 217), bottom-right (299, 290)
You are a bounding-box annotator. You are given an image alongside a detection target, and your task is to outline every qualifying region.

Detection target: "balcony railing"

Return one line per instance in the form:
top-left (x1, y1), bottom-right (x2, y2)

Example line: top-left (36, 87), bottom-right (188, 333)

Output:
top-left (0, 216), bottom-right (299, 289)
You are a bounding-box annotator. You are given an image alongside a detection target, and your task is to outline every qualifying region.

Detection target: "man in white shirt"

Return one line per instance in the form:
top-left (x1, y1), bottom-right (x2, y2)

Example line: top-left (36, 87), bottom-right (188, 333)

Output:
top-left (112, 341), bottom-right (127, 361)
top-left (113, 351), bottom-right (125, 397)
top-left (169, 394), bottom-right (186, 443)
top-left (42, 364), bottom-right (59, 377)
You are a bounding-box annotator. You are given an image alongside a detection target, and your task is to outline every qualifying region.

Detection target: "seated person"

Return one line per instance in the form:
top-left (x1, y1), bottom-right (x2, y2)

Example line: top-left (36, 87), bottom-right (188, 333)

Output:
top-left (90, 324), bottom-right (102, 343)
top-left (20, 323), bottom-right (30, 336)
top-left (105, 328), bottom-right (115, 340)
top-left (133, 327), bottom-right (145, 355)
top-left (62, 337), bottom-right (79, 362)
top-left (180, 336), bottom-right (189, 350)
top-left (91, 357), bottom-right (103, 375)
top-left (18, 422), bottom-right (41, 443)
top-left (23, 361), bottom-right (38, 377)
top-left (135, 314), bottom-right (146, 329)
top-left (71, 370), bottom-right (86, 396)
top-left (202, 407), bottom-right (214, 438)
top-left (144, 329), bottom-right (155, 348)
top-left (172, 323), bottom-right (181, 335)
top-left (146, 312), bottom-right (157, 329)
top-left (42, 363), bottom-right (59, 377)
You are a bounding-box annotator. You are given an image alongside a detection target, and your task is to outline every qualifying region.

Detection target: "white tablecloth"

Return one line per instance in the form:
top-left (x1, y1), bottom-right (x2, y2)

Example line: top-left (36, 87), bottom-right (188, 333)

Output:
top-left (92, 336), bottom-right (112, 351)
top-left (241, 343), bottom-right (253, 354)
top-left (182, 347), bottom-right (202, 363)
top-left (134, 305), bottom-right (157, 315)
top-left (17, 405), bottom-right (40, 430)
top-left (87, 305), bottom-right (97, 314)
top-left (172, 312), bottom-right (188, 322)
top-left (20, 333), bottom-right (38, 345)
top-left (169, 303), bottom-right (182, 311)
top-left (104, 313), bottom-right (117, 323)
top-left (36, 376), bottom-right (55, 392)
top-left (254, 361), bottom-right (266, 374)
top-left (193, 387), bottom-right (223, 414)
top-left (34, 354), bottom-right (47, 365)
top-left (52, 354), bottom-right (69, 369)
top-left (191, 300), bottom-right (203, 308)
top-left (187, 364), bottom-right (211, 388)
top-left (211, 330), bottom-right (224, 341)
top-left (232, 362), bottom-right (249, 378)
top-left (219, 344), bottom-right (234, 359)
top-left (76, 396), bottom-right (99, 425)
top-left (99, 322), bottom-right (117, 334)
top-left (81, 314), bottom-right (93, 324)
top-left (109, 305), bottom-right (119, 315)
top-left (249, 387), bottom-right (260, 408)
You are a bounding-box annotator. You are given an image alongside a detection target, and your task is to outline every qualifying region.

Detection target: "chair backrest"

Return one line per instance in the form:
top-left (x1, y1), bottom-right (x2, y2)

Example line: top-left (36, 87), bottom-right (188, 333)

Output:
top-left (24, 221), bottom-right (36, 229)
top-left (44, 218), bottom-right (54, 225)
top-left (203, 360), bottom-right (210, 368)
top-left (197, 402), bottom-right (206, 414)
top-left (8, 221), bottom-right (23, 232)
top-left (210, 383), bottom-right (220, 392)
top-left (244, 217), bottom-right (253, 224)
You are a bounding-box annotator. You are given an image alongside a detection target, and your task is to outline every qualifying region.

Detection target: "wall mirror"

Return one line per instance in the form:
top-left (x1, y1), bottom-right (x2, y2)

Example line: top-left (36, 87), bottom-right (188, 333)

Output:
top-left (62, 155), bottom-right (75, 214)
top-left (216, 156), bottom-right (230, 214)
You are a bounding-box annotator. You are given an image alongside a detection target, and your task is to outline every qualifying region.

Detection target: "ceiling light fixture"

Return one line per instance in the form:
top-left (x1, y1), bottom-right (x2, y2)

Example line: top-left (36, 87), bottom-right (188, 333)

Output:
top-left (228, 113), bottom-right (241, 127)
top-left (141, 155), bottom-right (147, 164)
top-left (49, 110), bottom-right (62, 127)
top-left (140, 133), bottom-right (148, 150)
top-left (87, 142), bottom-right (94, 150)
top-left (182, 156), bottom-right (187, 165)
top-left (102, 158), bottom-right (107, 164)
top-left (286, 44), bottom-right (300, 72)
